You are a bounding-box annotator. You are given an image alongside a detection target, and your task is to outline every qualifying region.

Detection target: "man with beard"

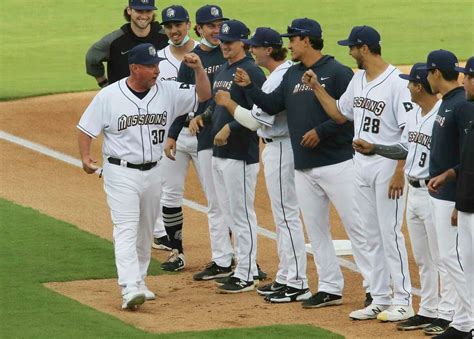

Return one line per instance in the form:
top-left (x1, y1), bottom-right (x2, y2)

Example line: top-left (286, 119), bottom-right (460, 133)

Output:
top-left (85, 0), bottom-right (168, 87)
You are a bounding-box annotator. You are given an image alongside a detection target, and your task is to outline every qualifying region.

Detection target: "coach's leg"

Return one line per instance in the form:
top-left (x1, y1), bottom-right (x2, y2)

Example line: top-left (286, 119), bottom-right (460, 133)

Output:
top-left (457, 211), bottom-right (474, 330)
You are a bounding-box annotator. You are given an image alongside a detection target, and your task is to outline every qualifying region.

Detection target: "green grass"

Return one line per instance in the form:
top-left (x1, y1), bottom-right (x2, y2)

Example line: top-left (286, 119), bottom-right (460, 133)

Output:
top-left (0, 198), bottom-right (342, 338)
top-left (0, 0), bottom-right (472, 99)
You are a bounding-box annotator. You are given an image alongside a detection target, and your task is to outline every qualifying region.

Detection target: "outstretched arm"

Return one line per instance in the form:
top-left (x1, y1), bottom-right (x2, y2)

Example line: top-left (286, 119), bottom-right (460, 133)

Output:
top-left (183, 53), bottom-right (211, 102)
top-left (215, 90), bottom-right (261, 131)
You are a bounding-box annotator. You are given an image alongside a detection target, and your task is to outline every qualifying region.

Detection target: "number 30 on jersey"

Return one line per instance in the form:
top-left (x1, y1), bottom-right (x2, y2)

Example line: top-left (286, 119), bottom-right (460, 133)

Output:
top-left (151, 130), bottom-right (165, 144)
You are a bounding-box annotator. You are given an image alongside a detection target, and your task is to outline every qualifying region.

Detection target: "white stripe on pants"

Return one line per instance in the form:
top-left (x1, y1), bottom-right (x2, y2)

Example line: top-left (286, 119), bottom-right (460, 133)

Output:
top-left (354, 155), bottom-right (412, 306)
top-left (197, 149), bottom-right (233, 266)
top-left (103, 161), bottom-right (162, 290)
top-left (406, 185), bottom-right (454, 320)
top-left (431, 197), bottom-right (472, 333)
top-left (295, 159), bottom-right (371, 295)
top-left (212, 157), bottom-right (259, 281)
top-left (458, 211), bottom-right (474, 331)
top-left (263, 138), bottom-right (307, 290)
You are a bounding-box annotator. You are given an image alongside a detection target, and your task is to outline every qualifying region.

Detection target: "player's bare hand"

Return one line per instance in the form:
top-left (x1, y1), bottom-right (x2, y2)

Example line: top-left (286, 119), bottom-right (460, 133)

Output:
top-left (353, 138), bottom-right (375, 154)
top-left (214, 124), bottom-right (231, 146)
top-left (189, 116), bottom-right (204, 135)
top-left (301, 69), bottom-right (320, 89)
top-left (388, 169), bottom-right (404, 199)
top-left (300, 128), bottom-right (320, 148)
top-left (451, 207), bottom-right (458, 226)
top-left (215, 90), bottom-right (231, 106)
top-left (428, 168), bottom-right (456, 194)
top-left (234, 68), bottom-right (251, 87)
top-left (81, 156), bottom-right (98, 174)
top-left (183, 53), bottom-right (203, 69)
top-left (164, 138), bottom-right (177, 161)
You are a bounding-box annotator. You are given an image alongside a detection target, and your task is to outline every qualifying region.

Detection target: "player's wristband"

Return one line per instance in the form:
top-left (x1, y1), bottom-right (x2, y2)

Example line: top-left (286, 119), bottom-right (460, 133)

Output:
top-left (98, 79), bottom-right (109, 88)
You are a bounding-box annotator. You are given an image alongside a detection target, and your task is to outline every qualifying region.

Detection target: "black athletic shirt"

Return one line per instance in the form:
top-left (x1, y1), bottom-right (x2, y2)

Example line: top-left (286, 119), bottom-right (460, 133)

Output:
top-left (243, 55), bottom-right (354, 170)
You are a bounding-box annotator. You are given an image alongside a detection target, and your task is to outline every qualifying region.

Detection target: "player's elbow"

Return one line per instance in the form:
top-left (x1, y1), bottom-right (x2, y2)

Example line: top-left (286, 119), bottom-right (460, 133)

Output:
top-left (333, 115), bottom-right (347, 124)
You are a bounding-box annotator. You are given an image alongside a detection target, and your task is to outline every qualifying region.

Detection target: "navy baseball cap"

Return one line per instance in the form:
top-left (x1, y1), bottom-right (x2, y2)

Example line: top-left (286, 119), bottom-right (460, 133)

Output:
top-left (129, 0), bottom-right (156, 10)
top-left (196, 5), bottom-right (228, 24)
top-left (399, 63), bottom-right (431, 90)
top-left (280, 18), bottom-right (322, 38)
top-left (128, 43), bottom-right (165, 65)
top-left (338, 25), bottom-right (381, 47)
top-left (419, 49), bottom-right (459, 71)
top-left (161, 5), bottom-right (190, 24)
top-left (454, 56), bottom-right (474, 75)
top-left (241, 27), bottom-right (283, 47)
top-left (216, 20), bottom-right (249, 42)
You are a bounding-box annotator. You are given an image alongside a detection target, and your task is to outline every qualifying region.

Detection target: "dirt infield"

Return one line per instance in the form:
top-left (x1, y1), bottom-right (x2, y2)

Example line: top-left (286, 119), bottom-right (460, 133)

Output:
top-left (0, 73), bottom-right (427, 338)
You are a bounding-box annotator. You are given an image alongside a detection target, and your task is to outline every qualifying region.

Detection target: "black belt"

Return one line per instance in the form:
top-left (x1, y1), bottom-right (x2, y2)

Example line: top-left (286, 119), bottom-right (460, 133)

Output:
top-left (262, 138), bottom-right (273, 144)
top-left (408, 179), bottom-right (430, 188)
top-left (108, 157), bottom-right (157, 171)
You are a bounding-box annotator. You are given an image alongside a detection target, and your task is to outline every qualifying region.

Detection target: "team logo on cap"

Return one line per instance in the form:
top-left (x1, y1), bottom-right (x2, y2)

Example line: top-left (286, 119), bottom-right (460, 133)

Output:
top-left (140, 0), bottom-right (149, 4)
top-left (222, 23), bottom-right (230, 34)
top-left (148, 46), bottom-right (156, 56)
top-left (357, 38), bottom-right (362, 43)
top-left (166, 8), bottom-right (175, 18)
top-left (210, 7), bottom-right (219, 17)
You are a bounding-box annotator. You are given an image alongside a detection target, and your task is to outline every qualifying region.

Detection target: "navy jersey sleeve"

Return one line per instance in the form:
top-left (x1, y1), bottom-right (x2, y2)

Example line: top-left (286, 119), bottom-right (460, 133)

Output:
top-left (315, 65), bottom-right (354, 140)
top-left (455, 101), bottom-right (474, 145)
top-left (243, 74), bottom-right (286, 115)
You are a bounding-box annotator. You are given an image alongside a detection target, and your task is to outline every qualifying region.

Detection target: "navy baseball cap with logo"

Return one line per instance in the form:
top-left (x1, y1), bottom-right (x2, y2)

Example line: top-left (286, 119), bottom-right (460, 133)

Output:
top-left (419, 49), bottom-right (459, 71)
top-left (129, 0), bottom-right (156, 10)
top-left (280, 18), bottom-right (322, 38)
top-left (241, 27), bottom-right (283, 47)
top-left (454, 56), bottom-right (474, 75)
top-left (161, 5), bottom-right (190, 24)
top-left (338, 25), bottom-right (381, 47)
top-left (399, 63), bottom-right (431, 90)
top-left (196, 5), bottom-right (228, 24)
top-left (216, 20), bottom-right (249, 42)
top-left (128, 43), bottom-right (165, 65)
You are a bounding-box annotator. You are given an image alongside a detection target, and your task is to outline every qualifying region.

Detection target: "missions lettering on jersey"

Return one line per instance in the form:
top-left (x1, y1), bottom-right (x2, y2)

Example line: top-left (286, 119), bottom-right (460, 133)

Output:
top-left (292, 82), bottom-right (314, 94)
top-left (407, 131), bottom-right (431, 150)
top-left (213, 80), bottom-right (232, 91)
top-left (353, 97), bottom-right (386, 116)
top-left (118, 112), bottom-right (168, 131)
top-left (205, 64), bottom-right (222, 75)
top-left (435, 114), bottom-right (446, 127)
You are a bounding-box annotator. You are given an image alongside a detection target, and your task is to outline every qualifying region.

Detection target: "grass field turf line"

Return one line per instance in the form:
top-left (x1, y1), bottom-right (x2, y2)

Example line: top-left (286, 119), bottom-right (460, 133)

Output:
top-left (0, 0), bottom-right (472, 100)
top-left (0, 198), bottom-right (343, 338)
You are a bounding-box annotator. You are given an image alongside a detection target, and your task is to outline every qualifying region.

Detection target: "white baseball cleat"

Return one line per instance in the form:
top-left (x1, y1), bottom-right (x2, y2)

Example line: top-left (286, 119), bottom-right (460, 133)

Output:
top-left (349, 303), bottom-right (390, 320)
top-left (377, 304), bottom-right (415, 322)
top-left (138, 282), bottom-right (156, 301)
top-left (121, 290), bottom-right (146, 310)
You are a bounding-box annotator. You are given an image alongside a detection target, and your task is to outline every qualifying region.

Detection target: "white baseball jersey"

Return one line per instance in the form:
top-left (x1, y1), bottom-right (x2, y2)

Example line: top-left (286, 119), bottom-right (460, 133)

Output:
top-left (337, 65), bottom-right (414, 145)
top-left (252, 60), bottom-right (293, 139)
top-left (77, 78), bottom-right (198, 164)
top-left (157, 42), bottom-right (199, 81)
top-left (400, 100), bottom-right (441, 180)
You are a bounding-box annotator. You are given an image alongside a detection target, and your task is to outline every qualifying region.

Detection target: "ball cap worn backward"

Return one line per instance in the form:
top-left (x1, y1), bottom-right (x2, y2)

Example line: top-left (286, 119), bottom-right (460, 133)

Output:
top-left (128, 43), bottom-right (165, 65)
top-left (337, 25), bottom-right (381, 47)
top-left (129, 0), bottom-right (156, 11)
top-left (280, 18), bottom-right (322, 38)
top-left (216, 20), bottom-right (250, 42)
top-left (418, 49), bottom-right (459, 72)
top-left (399, 63), bottom-right (431, 90)
top-left (161, 5), bottom-right (190, 25)
top-left (241, 27), bottom-right (283, 47)
top-left (196, 5), bottom-right (228, 24)
top-left (454, 56), bottom-right (474, 76)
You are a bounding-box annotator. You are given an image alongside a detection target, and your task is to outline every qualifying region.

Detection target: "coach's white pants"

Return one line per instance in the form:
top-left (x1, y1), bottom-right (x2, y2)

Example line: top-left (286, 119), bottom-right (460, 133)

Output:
top-left (431, 198), bottom-right (472, 333)
top-left (354, 155), bottom-right (412, 306)
top-left (103, 161), bottom-right (162, 290)
top-left (198, 149), bottom-right (233, 267)
top-left (295, 159), bottom-right (371, 295)
top-left (458, 211), bottom-right (474, 330)
top-left (406, 185), bottom-right (454, 320)
top-left (212, 157), bottom-right (259, 282)
top-left (153, 128), bottom-right (204, 237)
top-left (263, 138), bottom-right (308, 290)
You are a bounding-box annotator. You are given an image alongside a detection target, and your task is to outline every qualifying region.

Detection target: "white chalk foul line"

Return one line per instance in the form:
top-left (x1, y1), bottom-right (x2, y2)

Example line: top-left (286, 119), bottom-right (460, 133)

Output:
top-left (0, 130), bottom-right (420, 296)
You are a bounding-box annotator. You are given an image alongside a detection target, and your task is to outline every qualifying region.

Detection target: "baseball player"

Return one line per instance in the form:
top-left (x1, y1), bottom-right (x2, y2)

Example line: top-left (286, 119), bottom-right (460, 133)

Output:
top-left (85, 0), bottom-right (168, 87)
top-left (151, 5), bottom-right (201, 271)
top-left (428, 56), bottom-right (474, 339)
top-left (193, 19), bottom-right (266, 293)
top-left (233, 18), bottom-right (372, 308)
top-left (421, 51), bottom-right (473, 339)
top-left (303, 25), bottom-right (414, 321)
top-left (77, 43), bottom-right (211, 310)
top-left (352, 63), bottom-right (455, 332)
top-left (214, 27), bottom-right (310, 303)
